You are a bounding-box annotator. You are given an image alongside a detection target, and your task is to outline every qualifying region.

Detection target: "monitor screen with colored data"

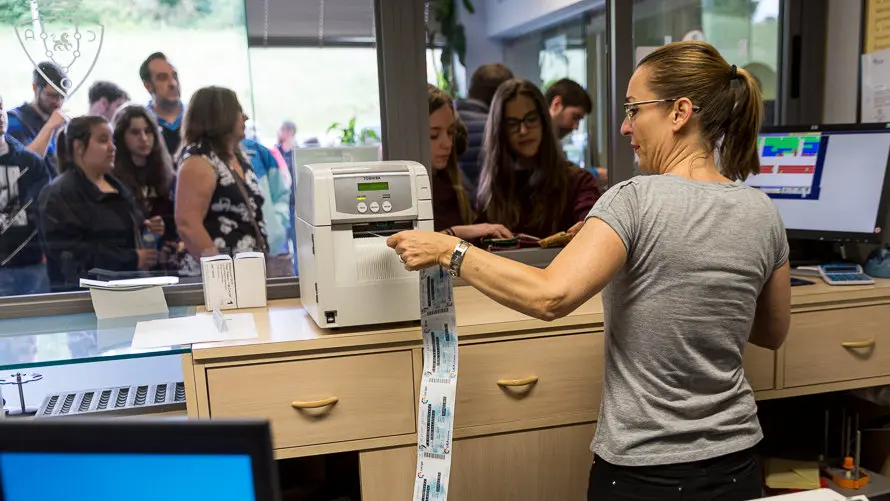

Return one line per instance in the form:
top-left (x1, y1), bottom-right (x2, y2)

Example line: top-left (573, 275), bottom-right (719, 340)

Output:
top-left (747, 127), bottom-right (890, 239)
top-left (0, 452), bottom-right (256, 501)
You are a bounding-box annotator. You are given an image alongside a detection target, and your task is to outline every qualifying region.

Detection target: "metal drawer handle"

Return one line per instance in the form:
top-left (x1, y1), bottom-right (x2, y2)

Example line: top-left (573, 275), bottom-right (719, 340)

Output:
top-left (291, 397), bottom-right (339, 409)
top-left (841, 340), bottom-right (876, 349)
top-left (497, 376), bottom-right (539, 387)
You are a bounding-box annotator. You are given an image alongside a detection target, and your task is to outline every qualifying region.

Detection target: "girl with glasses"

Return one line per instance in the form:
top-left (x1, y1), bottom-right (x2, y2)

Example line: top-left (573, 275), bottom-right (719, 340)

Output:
top-left (475, 79), bottom-right (602, 240)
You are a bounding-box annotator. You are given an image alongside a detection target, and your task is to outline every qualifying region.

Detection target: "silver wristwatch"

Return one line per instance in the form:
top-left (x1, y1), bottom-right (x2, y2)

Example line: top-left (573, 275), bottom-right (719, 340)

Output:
top-left (448, 240), bottom-right (471, 278)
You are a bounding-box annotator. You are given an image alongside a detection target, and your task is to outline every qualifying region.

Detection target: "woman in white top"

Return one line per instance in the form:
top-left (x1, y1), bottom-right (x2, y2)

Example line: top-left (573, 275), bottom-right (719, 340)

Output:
top-left (388, 40), bottom-right (791, 500)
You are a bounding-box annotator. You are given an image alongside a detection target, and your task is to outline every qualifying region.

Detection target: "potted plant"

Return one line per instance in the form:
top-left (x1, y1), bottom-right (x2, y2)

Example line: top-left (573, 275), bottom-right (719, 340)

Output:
top-left (327, 117), bottom-right (381, 146)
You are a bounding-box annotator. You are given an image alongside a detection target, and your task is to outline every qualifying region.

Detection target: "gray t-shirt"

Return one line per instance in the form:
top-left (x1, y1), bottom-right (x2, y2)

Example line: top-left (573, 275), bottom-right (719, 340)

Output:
top-left (587, 174), bottom-right (789, 467)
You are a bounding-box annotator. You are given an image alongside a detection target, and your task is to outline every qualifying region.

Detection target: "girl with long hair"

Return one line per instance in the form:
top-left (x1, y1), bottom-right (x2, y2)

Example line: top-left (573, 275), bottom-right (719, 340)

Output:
top-left (112, 104), bottom-right (178, 270)
top-left (476, 79), bottom-right (601, 238)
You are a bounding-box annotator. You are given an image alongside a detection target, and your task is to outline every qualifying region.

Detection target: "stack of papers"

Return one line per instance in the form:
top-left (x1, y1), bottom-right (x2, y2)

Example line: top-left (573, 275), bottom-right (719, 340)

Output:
top-left (131, 313), bottom-right (259, 349)
top-left (765, 458), bottom-right (821, 490)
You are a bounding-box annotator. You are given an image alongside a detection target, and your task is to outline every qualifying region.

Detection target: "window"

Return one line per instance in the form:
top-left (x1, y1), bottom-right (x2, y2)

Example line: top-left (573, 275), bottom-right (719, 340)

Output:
top-left (633, 0), bottom-right (782, 125)
top-left (0, 0), bottom-right (385, 298)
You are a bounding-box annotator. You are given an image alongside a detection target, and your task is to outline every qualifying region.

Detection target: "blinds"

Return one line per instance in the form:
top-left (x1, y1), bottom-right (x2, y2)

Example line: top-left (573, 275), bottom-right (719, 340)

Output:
top-left (245, 0), bottom-right (377, 47)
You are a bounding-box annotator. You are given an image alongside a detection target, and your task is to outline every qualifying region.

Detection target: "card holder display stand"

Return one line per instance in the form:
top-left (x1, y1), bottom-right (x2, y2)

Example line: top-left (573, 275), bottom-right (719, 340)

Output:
top-left (0, 372), bottom-right (43, 417)
top-left (36, 381), bottom-right (186, 418)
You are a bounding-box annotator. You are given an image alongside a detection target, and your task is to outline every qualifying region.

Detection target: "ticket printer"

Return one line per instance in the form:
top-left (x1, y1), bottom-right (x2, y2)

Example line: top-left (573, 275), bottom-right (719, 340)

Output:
top-left (295, 161), bottom-right (434, 328)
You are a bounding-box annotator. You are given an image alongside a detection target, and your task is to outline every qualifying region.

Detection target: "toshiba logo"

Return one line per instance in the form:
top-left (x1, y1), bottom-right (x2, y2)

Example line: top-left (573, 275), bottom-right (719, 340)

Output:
top-left (363, 176), bottom-right (381, 180)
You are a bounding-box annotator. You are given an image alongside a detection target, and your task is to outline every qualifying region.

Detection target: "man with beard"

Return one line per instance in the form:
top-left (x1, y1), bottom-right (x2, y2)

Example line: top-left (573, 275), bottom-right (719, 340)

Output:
top-left (7, 61), bottom-right (70, 174)
top-left (545, 78), bottom-right (592, 140)
top-left (140, 52), bottom-right (184, 157)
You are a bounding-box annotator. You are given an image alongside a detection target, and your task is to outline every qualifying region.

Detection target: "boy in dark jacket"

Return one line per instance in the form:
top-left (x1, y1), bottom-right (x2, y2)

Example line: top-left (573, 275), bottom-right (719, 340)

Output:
top-left (0, 95), bottom-right (53, 296)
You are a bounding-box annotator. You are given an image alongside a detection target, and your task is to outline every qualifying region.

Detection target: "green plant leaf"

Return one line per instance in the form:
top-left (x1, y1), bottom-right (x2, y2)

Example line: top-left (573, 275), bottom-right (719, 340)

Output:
top-left (461, 0), bottom-right (475, 14)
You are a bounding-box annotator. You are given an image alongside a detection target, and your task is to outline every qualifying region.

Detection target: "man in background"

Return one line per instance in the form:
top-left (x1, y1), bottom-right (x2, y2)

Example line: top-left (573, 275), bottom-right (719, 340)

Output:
top-left (455, 63), bottom-right (514, 193)
top-left (140, 52), bottom-right (183, 156)
top-left (7, 61), bottom-right (69, 173)
top-left (544, 78), bottom-right (607, 184)
top-left (0, 94), bottom-right (53, 296)
top-left (275, 120), bottom-right (298, 266)
top-left (88, 81), bottom-right (130, 121)
top-left (545, 78), bottom-right (592, 140)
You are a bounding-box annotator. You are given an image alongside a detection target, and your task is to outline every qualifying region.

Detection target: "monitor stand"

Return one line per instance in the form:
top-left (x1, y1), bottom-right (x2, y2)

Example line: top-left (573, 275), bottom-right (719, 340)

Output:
top-left (788, 239), bottom-right (850, 268)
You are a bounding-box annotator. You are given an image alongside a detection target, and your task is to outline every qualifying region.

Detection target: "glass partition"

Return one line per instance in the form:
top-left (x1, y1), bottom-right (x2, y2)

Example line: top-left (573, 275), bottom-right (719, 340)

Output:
top-left (0, 0), bottom-right (385, 301)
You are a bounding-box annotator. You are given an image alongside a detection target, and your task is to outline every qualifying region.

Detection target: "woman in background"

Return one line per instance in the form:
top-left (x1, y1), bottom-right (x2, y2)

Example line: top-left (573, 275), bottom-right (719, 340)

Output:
top-left (476, 79), bottom-right (601, 239)
top-left (427, 84), bottom-right (511, 242)
top-left (39, 116), bottom-right (162, 291)
top-left (174, 86), bottom-right (267, 275)
top-left (112, 104), bottom-right (178, 271)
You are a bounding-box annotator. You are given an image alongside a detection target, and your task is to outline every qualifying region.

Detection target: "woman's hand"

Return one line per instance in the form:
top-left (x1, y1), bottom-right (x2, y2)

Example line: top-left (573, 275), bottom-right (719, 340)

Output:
top-left (451, 223), bottom-right (513, 241)
top-left (387, 230), bottom-right (460, 271)
top-left (145, 216), bottom-right (165, 236)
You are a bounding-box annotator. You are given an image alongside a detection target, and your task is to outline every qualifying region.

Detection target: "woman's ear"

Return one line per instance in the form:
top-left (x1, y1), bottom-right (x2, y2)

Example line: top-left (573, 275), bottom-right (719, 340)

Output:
top-left (670, 98), bottom-right (695, 132)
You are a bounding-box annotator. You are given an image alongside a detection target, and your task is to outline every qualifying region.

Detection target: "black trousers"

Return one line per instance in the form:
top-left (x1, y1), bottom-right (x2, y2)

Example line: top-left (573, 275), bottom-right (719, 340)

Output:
top-left (587, 448), bottom-right (763, 501)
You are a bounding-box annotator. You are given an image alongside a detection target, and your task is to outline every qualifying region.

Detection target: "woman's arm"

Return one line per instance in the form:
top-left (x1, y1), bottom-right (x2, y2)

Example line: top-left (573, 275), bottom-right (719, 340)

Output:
top-left (174, 156), bottom-right (218, 258)
top-left (748, 260), bottom-right (791, 350)
top-left (390, 217), bottom-right (627, 321)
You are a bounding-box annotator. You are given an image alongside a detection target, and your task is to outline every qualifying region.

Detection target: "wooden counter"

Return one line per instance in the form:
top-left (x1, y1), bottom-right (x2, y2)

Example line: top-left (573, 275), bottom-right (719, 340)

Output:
top-left (182, 278), bottom-right (890, 501)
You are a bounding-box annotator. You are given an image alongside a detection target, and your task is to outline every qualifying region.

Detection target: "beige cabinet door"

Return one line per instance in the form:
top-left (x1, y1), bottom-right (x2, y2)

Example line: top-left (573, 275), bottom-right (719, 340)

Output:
top-left (360, 423), bottom-right (596, 501)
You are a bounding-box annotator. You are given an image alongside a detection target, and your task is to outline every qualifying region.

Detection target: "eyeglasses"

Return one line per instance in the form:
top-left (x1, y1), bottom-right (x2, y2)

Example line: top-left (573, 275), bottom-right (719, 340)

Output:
top-left (506, 112), bottom-right (541, 134)
top-left (623, 98), bottom-right (700, 123)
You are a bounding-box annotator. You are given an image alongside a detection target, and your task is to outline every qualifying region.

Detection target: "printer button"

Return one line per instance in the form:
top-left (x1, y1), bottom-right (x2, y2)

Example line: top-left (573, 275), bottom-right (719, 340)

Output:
top-left (370, 202), bottom-right (380, 213)
top-left (382, 201), bottom-right (392, 212)
top-left (357, 202), bottom-right (368, 213)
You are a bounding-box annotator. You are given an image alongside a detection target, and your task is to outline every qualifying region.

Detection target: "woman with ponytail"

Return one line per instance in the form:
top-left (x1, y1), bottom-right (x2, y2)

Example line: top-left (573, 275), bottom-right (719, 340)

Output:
top-left (427, 84), bottom-right (511, 241)
top-left (390, 41), bottom-right (790, 500)
top-left (38, 116), bottom-right (163, 291)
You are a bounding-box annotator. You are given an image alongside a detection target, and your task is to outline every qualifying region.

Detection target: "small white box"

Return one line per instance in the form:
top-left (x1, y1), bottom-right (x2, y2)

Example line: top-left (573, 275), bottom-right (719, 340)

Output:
top-left (234, 251), bottom-right (267, 309)
top-left (201, 254), bottom-right (238, 311)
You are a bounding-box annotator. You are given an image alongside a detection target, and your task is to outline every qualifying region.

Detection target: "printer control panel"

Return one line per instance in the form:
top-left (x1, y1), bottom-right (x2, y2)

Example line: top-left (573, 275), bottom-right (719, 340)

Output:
top-left (332, 173), bottom-right (413, 216)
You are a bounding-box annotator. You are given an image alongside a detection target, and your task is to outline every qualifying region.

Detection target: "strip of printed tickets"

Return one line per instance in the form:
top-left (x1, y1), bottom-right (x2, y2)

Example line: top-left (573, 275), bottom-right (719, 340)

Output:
top-left (413, 266), bottom-right (458, 501)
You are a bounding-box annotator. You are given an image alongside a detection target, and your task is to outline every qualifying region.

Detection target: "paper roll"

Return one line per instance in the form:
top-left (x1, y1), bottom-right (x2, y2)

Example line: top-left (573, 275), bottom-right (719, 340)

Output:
top-left (413, 266), bottom-right (458, 500)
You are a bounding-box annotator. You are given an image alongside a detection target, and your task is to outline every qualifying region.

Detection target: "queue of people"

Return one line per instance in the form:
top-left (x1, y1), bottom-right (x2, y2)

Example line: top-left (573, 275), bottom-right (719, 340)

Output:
top-left (0, 50), bottom-right (599, 295)
top-left (1, 54), bottom-right (296, 295)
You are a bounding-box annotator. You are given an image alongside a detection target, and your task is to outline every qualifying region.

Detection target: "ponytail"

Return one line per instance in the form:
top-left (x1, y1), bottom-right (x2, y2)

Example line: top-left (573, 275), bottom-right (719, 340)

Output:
top-left (54, 115), bottom-right (108, 174)
top-left (718, 66), bottom-right (763, 181)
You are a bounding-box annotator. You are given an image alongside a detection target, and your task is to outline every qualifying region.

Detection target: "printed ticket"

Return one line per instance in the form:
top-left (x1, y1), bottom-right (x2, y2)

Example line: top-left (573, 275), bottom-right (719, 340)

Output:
top-left (413, 266), bottom-right (458, 501)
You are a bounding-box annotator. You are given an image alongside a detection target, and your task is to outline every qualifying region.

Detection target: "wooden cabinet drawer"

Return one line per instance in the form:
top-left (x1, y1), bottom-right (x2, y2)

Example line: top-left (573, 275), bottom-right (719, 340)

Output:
top-left (206, 351), bottom-right (416, 449)
top-left (453, 333), bottom-right (602, 429)
top-left (785, 305), bottom-right (890, 388)
top-left (743, 344), bottom-right (775, 391)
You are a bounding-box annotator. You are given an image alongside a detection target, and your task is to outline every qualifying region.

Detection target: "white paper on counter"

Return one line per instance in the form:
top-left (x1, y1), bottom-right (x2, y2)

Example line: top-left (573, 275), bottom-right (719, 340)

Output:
top-left (89, 286), bottom-right (169, 320)
top-left (131, 313), bottom-right (259, 349)
top-left (861, 47), bottom-right (890, 122)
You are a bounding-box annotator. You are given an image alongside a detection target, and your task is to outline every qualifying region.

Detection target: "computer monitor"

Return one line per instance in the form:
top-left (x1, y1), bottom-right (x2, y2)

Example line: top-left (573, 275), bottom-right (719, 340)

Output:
top-left (0, 418), bottom-right (280, 501)
top-left (746, 123), bottom-right (890, 243)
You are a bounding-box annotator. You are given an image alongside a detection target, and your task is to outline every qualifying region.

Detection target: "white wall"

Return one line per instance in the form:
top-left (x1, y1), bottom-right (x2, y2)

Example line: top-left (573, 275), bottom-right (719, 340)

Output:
top-left (484, 0), bottom-right (603, 38)
top-left (822, 0), bottom-right (861, 123)
top-left (462, 0), bottom-right (505, 90)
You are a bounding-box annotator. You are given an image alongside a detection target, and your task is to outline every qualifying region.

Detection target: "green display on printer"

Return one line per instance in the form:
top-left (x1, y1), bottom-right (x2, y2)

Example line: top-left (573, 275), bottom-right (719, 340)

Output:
top-left (357, 182), bottom-right (389, 191)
